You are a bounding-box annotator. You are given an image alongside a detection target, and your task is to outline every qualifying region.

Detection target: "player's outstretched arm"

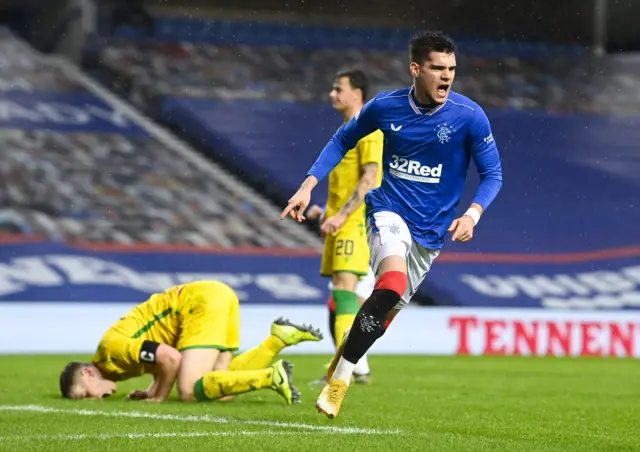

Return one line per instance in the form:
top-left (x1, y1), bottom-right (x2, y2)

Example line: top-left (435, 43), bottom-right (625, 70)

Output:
top-left (321, 162), bottom-right (378, 235)
top-left (280, 97), bottom-right (381, 222)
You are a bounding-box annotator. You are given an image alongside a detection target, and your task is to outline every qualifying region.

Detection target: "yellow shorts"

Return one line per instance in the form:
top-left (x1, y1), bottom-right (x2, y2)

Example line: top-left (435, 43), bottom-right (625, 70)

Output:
top-left (176, 281), bottom-right (241, 352)
top-left (320, 222), bottom-right (370, 278)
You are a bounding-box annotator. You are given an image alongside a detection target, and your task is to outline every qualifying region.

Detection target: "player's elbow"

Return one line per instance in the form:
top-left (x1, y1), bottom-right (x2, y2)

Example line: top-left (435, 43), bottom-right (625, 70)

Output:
top-left (360, 164), bottom-right (379, 191)
top-left (156, 344), bottom-right (181, 371)
top-left (480, 168), bottom-right (503, 188)
top-left (493, 173), bottom-right (504, 191)
top-left (486, 173), bottom-right (503, 189)
top-left (332, 134), bottom-right (352, 157)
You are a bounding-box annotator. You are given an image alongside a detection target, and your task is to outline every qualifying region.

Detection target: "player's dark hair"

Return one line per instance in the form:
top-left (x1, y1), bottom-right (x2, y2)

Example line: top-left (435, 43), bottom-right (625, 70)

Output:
top-left (335, 69), bottom-right (369, 103)
top-left (409, 30), bottom-right (457, 64)
top-left (59, 362), bottom-right (87, 398)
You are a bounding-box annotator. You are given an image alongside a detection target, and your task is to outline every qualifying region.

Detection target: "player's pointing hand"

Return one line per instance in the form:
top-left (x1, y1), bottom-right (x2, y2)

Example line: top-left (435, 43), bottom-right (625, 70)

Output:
top-left (280, 187), bottom-right (311, 222)
top-left (448, 215), bottom-right (475, 243)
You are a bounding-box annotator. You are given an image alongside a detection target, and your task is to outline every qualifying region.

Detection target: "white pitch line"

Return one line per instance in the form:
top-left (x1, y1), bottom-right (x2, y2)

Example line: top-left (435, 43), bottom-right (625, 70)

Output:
top-left (0, 431), bottom-right (307, 442)
top-left (0, 405), bottom-right (401, 435)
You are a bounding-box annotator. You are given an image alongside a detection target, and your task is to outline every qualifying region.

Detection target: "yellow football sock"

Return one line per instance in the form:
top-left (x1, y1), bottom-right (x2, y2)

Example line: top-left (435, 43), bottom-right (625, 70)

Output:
top-left (194, 368), bottom-right (273, 401)
top-left (228, 336), bottom-right (286, 371)
top-left (335, 314), bottom-right (356, 347)
top-left (333, 289), bottom-right (359, 347)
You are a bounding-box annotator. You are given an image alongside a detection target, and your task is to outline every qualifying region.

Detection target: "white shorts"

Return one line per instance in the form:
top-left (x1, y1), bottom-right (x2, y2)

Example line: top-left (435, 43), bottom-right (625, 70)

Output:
top-left (327, 267), bottom-right (376, 300)
top-left (367, 211), bottom-right (440, 309)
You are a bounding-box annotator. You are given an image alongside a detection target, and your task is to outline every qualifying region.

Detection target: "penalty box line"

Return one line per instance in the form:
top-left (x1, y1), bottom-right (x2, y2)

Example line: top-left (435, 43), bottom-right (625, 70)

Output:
top-left (0, 404), bottom-right (401, 435)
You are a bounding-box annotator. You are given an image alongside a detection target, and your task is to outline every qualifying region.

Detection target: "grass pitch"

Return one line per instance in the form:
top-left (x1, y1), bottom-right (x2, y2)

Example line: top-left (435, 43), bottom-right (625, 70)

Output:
top-left (0, 354), bottom-right (637, 451)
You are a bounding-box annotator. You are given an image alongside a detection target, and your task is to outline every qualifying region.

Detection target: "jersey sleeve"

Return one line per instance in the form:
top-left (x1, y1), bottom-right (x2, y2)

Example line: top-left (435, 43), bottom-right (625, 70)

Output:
top-left (467, 106), bottom-right (503, 210)
top-left (307, 97), bottom-right (381, 182)
top-left (92, 336), bottom-right (147, 381)
top-left (122, 339), bottom-right (147, 365)
top-left (357, 130), bottom-right (384, 167)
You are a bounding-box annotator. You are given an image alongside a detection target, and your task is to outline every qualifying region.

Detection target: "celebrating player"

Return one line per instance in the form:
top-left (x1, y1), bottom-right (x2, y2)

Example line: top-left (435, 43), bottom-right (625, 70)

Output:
top-left (306, 69), bottom-right (383, 385)
top-left (59, 280), bottom-right (322, 403)
top-left (280, 30), bottom-right (503, 418)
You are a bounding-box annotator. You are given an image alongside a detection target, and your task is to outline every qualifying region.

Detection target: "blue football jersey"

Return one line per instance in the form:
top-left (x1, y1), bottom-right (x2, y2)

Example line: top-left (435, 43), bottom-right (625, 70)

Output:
top-left (307, 86), bottom-right (503, 250)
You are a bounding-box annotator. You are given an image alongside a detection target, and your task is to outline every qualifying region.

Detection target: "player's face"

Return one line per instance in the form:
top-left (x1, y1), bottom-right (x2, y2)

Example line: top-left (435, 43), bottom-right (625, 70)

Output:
top-left (329, 77), bottom-right (362, 112)
top-left (69, 368), bottom-right (117, 400)
top-left (410, 51), bottom-right (456, 105)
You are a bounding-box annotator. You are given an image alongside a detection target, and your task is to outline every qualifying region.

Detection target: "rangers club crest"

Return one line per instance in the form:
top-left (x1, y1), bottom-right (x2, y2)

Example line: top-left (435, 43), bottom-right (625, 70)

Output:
top-left (435, 123), bottom-right (453, 144)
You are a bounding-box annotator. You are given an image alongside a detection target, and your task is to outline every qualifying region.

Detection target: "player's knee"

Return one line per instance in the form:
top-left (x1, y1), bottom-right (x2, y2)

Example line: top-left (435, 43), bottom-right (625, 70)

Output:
top-left (332, 272), bottom-right (358, 291)
top-left (179, 392), bottom-right (195, 402)
top-left (178, 381), bottom-right (196, 402)
top-left (356, 273), bottom-right (406, 318)
top-left (374, 271), bottom-right (408, 298)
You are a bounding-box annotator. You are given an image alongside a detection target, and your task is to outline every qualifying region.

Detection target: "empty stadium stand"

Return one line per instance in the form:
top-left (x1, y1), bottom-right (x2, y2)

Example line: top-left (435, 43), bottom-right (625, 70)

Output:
top-left (95, 38), bottom-right (640, 116)
top-left (0, 28), bottom-right (321, 250)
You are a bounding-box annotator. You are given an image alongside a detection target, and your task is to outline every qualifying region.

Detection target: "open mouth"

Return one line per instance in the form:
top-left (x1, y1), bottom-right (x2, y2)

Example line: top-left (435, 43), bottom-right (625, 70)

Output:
top-left (437, 84), bottom-right (449, 96)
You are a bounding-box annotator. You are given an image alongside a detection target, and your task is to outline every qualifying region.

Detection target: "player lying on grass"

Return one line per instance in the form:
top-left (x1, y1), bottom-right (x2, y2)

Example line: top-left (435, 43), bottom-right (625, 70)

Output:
top-left (59, 280), bottom-right (322, 404)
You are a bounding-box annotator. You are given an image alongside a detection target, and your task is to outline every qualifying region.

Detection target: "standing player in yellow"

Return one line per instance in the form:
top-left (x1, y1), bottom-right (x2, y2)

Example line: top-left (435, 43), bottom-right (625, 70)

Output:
top-left (306, 69), bottom-right (383, 384)
top-left (59, 280), bottom-right (322, 403)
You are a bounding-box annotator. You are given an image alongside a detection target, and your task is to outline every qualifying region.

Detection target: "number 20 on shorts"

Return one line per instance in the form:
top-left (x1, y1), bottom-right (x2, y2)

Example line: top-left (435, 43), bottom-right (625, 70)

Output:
top-left (336, 239), bottom-right (354, 256)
